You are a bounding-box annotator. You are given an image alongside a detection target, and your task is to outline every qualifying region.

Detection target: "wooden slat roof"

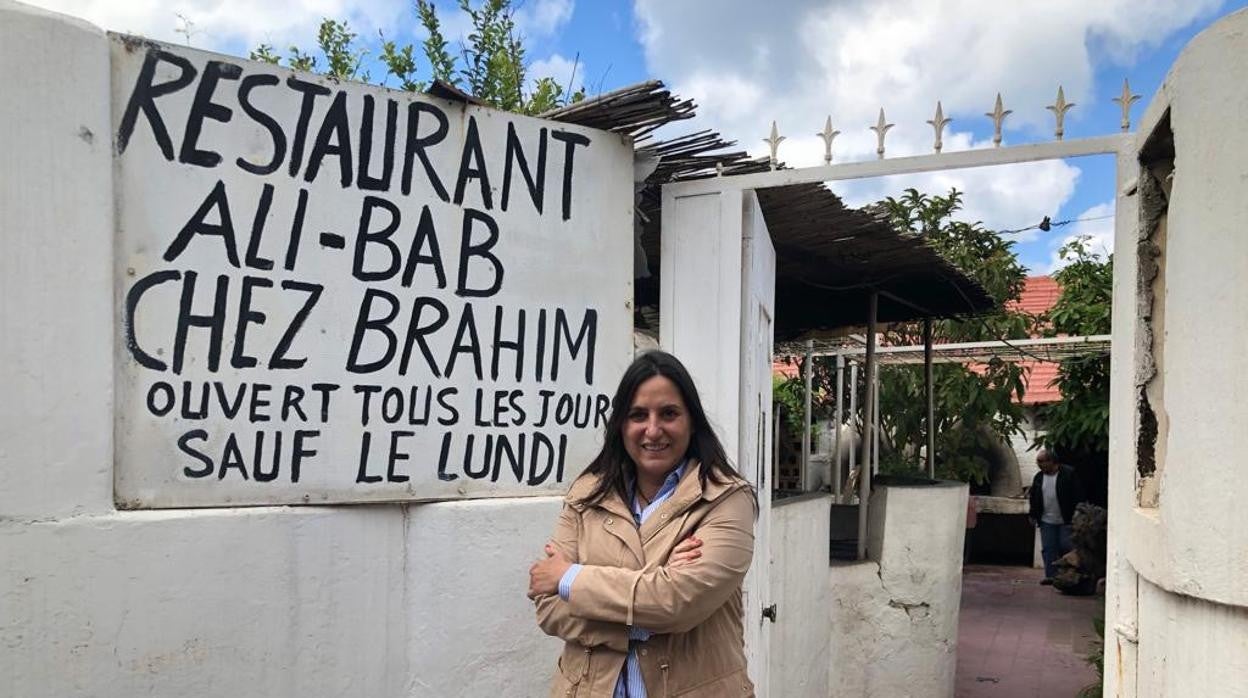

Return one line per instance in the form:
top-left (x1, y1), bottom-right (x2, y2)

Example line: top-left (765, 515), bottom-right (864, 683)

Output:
top-left (755, 184), bottom-right (994, 337)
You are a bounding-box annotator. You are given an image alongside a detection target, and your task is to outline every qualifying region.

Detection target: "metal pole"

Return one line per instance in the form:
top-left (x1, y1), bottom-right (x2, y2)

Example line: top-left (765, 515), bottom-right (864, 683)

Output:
top-left (872, 361), bottom-right (880, 476)
top-left (924, 317), bottom-right (935, 479)
top-left (802, 339), bottom-right (813, 491)
top-left (857, 292), bottom-right (878, 561)
top-left (834, 353), bottom-right (844, 503)
top-left (848, 361), bottom-right (858, 492)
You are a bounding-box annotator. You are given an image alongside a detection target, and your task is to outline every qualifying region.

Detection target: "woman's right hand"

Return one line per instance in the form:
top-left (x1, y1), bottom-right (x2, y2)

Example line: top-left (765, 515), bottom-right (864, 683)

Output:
top-left (667, 535), bottom-right (703, 568)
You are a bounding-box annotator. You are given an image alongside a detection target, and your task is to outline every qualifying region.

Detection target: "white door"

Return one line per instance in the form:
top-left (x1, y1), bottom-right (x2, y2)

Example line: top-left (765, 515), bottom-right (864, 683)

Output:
top-left (659, 187), bottom-right (776, 694)
top-left (739, 191), bottom-right (776, 695)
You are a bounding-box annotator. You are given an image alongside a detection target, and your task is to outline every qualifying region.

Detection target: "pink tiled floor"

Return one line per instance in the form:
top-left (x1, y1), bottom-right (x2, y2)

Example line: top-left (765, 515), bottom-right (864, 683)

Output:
top-left (956, 565), bottom-right (1102, 698)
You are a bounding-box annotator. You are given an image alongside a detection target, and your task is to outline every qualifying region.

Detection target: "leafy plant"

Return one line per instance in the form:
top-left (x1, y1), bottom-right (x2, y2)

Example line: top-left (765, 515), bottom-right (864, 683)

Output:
top-left (379, 33), bottom-right (419, 92)
top-left (249, 1), bottom-right (585, 115)
top-left (870, 189), bottom-right (1035, 485)
top-left (249, 44), bottom-right (281, 65)
top-left (316, 19), bottom-right (369, 81)
top-left (1037, 236), bottom-right (1112, 455)
top-left (1077, 615), bottom-right (1106, 697)
top-left (772, 375), bottom-right (808, 443)
top-left (416, 0), bottom-right (457, 85)
top-left (251, 19), bottom-right (368, 81)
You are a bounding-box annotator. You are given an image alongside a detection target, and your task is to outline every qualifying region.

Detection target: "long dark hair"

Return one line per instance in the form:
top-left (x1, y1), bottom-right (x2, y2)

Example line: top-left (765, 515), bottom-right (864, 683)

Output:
top-left (578, 350), bottom-right (744, 506)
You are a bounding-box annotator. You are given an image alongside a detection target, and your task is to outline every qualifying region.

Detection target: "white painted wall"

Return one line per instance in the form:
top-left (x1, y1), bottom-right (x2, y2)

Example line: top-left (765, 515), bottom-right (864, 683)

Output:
top-left (862, 482), bottom-right (966, 697)
top-left (768, 494), bottom-right (832, 698)
top-left (0, 499), bottom-right (567, 697)
top-left (770, 484), bottom-right (965, 698)
top-left (1105, 8), bottom-right (1248, 696)
top-left (1135, 577), bottom-right (1248, 698)
top-left (0, 3), bottom-right (594, 696)
top-left (1010, 408), bottom-right (1042, 493)
top-left (827, 559), bottom-right (890, 697)
top-left (0, 0), bottom-right (114, 520)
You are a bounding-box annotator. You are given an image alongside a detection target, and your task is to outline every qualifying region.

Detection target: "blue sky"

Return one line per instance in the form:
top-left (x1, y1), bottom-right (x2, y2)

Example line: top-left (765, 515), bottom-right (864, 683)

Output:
top-left (28, 0), bottom-right (1248, 273)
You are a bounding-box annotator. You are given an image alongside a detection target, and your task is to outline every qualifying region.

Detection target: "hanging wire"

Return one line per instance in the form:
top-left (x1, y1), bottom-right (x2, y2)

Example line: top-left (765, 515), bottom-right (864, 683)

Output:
top-left (997, 213), bottom-right (1114, 236)
top-left (936, 273), bottom-right (1111, 367)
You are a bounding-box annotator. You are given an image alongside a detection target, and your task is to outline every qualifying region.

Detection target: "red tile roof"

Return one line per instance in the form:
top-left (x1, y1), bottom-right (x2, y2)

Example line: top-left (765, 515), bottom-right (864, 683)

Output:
top-left (1013, 276), bottom-right (1062, 404)
top-left (1019, 360), bottom-right (1061, 405)
top-left (1009, 275), bottom-right (1061, 316)
top-left (773, 358), bottom-right (799, 379)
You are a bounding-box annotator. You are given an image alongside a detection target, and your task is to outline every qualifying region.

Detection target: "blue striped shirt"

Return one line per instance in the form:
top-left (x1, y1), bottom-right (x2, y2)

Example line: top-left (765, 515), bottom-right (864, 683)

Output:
top-left (559, 462), bottom-right (687, 698)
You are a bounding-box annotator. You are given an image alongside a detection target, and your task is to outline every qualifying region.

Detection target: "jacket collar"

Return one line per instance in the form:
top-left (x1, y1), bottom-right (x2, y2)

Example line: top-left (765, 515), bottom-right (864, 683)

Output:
top-left (565, 460), bottom-right (747, 516)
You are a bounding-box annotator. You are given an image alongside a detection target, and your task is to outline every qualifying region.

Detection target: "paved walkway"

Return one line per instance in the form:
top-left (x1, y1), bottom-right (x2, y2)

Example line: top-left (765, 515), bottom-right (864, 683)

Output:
top-left (956, 565), bottom-right (1101, 698)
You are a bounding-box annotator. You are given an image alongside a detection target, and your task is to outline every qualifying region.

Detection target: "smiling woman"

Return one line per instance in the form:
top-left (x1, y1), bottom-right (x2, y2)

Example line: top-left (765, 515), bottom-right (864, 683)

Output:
top-left (621, 375), bottom-right (693, 497)
top-left (527, 350), bottom-right (758, 697)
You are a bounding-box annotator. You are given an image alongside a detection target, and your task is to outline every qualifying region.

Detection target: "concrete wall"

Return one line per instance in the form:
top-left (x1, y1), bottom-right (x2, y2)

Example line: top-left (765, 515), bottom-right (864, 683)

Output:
top-left (828, 482), bottom-right (967, 698)
top-left (0, 499), bottom-right (564, 697)
top-left (865, 482), bottom-right (966, 697)
top-left (1104, 8), bottom-right (1248, 696)
top-left (828, 559), bottom-right (890, 697)
top-left (1009, 408), bottom-right (1042, 494)
top-left (0, 3), bottom-right (570, 696)
top-left (767, 484), bottom-right (965, 698)
top-left (0, 0), bottom-right (114, 521)
top-left (768, 493), bottom-right (832, 698)
top-left (1134, 578), bottom-right (1248, 698)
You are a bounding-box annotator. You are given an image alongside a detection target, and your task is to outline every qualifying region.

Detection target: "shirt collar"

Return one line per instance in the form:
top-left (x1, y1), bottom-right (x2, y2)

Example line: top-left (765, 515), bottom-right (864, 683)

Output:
top-left (627, 459), bottom-right (688, 514)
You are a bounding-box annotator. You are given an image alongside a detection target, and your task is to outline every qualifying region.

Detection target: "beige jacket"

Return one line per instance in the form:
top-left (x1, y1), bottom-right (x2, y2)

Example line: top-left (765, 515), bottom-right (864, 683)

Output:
top-left (535, 461), bottom-right (756, 697)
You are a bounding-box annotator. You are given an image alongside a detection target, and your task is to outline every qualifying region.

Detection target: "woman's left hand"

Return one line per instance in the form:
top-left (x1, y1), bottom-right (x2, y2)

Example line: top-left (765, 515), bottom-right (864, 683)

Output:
top-left (528, 544), bottom-right (573, 600)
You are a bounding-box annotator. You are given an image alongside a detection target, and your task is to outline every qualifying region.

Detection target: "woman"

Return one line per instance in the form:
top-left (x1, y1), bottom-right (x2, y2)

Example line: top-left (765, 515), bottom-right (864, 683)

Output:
top-left (527, 350), bottom-right (757, 697)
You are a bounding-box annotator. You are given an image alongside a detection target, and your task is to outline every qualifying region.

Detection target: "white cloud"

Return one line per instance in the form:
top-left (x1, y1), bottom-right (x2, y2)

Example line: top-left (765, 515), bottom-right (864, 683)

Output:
top-left (1047, 201), bottom-right (1115, 272)
top-left (24, 0), bottom-right (578, 91)
top-left (515, 0), bottom-right (574, 38)
top-left (24, 0), bottom-right (405, 54)
top-left (636, 0), bottom-right (1222, 140)
top-left (679, 73), bottom-right (764, 125)
top-left (836, 157), bottom-right (1081, 239)
top-left (633, 0), bottom-right (1221, 258)
top-left (529, 52), bottom-right (587, 93)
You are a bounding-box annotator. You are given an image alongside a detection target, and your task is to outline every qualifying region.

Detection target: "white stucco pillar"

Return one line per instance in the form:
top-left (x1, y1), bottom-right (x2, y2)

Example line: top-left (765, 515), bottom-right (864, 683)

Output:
top-left (1106, 8), bottom-right (1248, 696)
top-left (0, 0), bottom-right (116, 518)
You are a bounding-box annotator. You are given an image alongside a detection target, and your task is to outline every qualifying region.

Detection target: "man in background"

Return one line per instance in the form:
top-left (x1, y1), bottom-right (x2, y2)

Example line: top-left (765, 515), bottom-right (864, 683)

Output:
top-left (1029, 449), bottom-right (1087, 585)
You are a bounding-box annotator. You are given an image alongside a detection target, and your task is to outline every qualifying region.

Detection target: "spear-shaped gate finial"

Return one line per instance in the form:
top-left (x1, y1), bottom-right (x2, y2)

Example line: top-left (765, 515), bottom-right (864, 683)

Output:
top-left (985, 93), bottom-right (1012, 147)
top-left (870, 108), bottom-right (894, 159)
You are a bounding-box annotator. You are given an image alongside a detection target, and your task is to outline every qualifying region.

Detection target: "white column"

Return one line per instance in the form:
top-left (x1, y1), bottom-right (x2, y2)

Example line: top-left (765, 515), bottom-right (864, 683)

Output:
top-left (857, 293), bottom-right (878, 560)
top-left (834, 354), bottom-right (844, 501)
top-left (849, 361), bottom-right (858, 494)
top-left (0, 2), bottom-right (115, 518)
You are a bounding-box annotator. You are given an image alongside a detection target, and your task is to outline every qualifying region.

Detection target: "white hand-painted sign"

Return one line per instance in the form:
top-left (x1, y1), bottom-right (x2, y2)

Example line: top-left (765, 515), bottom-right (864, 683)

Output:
top-left (111, 37), bottom-right (633, 508)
